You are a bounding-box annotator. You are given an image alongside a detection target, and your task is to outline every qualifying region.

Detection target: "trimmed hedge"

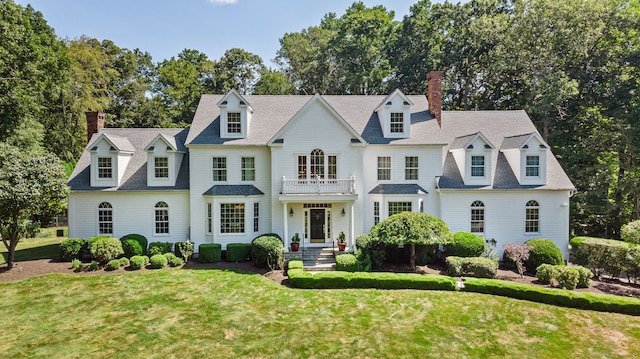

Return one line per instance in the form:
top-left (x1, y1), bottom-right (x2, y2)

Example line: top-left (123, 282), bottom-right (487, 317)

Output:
top-left (251, 236), bottom-right (284, 269)
top-left (199, 244), bottom-right (222, 263)
top-left (570, 236), bottom-right (632, 278)
top-left (445, 232), bottom-right (485, 257)
top-left (129, 255), bottom-right (146, 270)
top-left (120, 234), bottom-right (148, 255)
top-left (59, 238), bottom-right (84, 261)
top-left (89, 236), bottom-right (124, 263)
top-left (105, 259), bottom-right (121, 271)
top-left (149, 254), bottom-right (168, 269)
top-left (446, 256), bottom-right (498, 278)
top-left (164, 252), bottom-right (184, 267)
top-left (121, 238), bottom-right (143, 258)
top-left (336, 253), bottom-right (358, 272)
top-left (226, 243), bottom-right (252, 262)
top-left (148, 242), bottom-right (173, 256)
top-left (525, 238), bottom-right (564, 273)
top-left (462, 277), bottom-right (640, 316)
top-left (536, 264), bottom-right (593, 289)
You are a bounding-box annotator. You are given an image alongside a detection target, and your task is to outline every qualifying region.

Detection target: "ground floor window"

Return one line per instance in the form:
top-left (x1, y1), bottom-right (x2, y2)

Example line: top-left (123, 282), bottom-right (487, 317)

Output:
top-left (471, 200), bottom-right (485, 233)
top-left (207, 203), bottom-right (212, 234)
top-left (525, 200), bottom-right (540, 233)
top-left (221, 203), bottom-right (245, 233)
top-left (253, 202), bottom-right (259, 232)
top-left (373, 201), bottom-right (380, 225)
top-left (154, 201), bottom-right (169, 234)
top-left (388, 201), bottom-right (412, 216)
top-left (98, 202), bottom-right (113, 235)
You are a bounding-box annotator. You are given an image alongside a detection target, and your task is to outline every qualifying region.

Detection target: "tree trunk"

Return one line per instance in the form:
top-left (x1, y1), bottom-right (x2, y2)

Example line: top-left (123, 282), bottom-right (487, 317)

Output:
top-left (409, 243), bottom-right (416, 271)
top-left (6, 236), bottom-right (18, 269)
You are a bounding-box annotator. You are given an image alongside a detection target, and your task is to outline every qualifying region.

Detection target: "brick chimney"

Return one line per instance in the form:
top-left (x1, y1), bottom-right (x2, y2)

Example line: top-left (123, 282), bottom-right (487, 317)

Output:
top-left (427, 71), bottom-right (443, 127)
top-left (86, 111), bottom-right (105, 142)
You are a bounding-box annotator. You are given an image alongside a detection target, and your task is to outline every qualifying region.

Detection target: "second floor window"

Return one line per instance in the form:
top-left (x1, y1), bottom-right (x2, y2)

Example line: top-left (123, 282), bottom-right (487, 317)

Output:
top-left (242, 157), bottom-right (255, 181)
top-left (227, 112), bottom-right (241, 133)
top-left (405, 156), bottom-right (418, 180)
top-left (471, 156), bottom-right (485, 177)
top-left (526, 155), bottom-right (540, 177)
top-left (390, 112), bottom-right (404, 133)
top-left (154, 157), bottom-right (169, 178)
top-left (98, 157), bottom-right (112, 179)
top-left (378, 156), bottom-right (391, 180)
top-left (212, 157), bottom-right (227, 181)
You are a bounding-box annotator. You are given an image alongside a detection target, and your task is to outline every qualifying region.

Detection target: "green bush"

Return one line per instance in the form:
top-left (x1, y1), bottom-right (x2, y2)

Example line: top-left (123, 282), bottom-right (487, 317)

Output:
top-left (119, 257), bottom-right (130, 267)
top-left (226, 243), bottom-right (252, 262)
top-left (252, 233), bottom-right (282, 242)
top-left (446, 256), bottom-right (498, 278)
top-left (59, 238), bottom-right (84, 261)
top-left (626, 246), bottom-right (640, 284)
top-left (129, 255), bottom-right (146, 270)
top-left (199, 244), bottom-right (222, 263)
top-left (149, 254), bottom-right (167, 269)
top-left (121, 238), bottom-right (143, 258)
top-left (570, 236), bottom-right (631, 278)
top-left (621, 219), bottom-right (640, 244)
top-left (524, 238), bottom-right (564, 273)
top-left (445, 232), bottom-right (485, 257)
top-left (120, 234), bottom-right (148, 254)
top-left (288, 259), bottom-right (304, 270)
top-left (537, 264), bottom-right (593, 289)
top-left (87, 260), bottom-right (100, 271)
top-left (336, 253), bottom-right (358, 272)
top-left (555, 266), bottom-right (580, 290)
top-left (105, 259), bottom-right (121, 271)
top-left (164, 252), bottom-right (184, 267)
top-left (141, 255), bottom-right (150, 265)
top-left (575, 266), bottom-right (594, 288)
top-left (355, 249), bottom-right (372, 272)
top-left (356, 234), bottom-right (386, 269)
top-left (148, 242), bottom-right (173, 256)
top-left (71, 258), bottom-right (83, 272)
top-left (89, 236), bottom-right (124, 263)
top-left (536, 264), bottom-right (557, 285)
top-left (251, 236), bottom-right (284, 270)
top-left (175, 241), bottom-right (194, 262)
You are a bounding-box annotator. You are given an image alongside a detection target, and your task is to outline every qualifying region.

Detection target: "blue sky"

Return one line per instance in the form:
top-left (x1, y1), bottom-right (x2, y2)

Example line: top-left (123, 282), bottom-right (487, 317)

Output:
top-left (15, 0), bottom-right (436, 66)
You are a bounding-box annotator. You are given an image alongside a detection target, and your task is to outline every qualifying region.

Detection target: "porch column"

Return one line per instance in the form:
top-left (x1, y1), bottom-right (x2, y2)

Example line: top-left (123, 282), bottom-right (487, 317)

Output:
top-left (283, 202), bottom-right (289, 252)
top-left (350, 202), bottom-right (355, 251)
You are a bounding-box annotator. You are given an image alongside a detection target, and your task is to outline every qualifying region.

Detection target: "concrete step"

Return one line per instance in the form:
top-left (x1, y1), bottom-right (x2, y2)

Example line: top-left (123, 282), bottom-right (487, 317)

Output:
top-left (303, 262), bottom-right (336, 271)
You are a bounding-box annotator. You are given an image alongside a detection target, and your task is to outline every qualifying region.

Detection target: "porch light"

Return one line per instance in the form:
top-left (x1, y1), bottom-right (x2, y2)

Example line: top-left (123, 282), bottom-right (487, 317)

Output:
top-left (289, 208), bottom-right (294, 217)
top-left (341, 208), bottom-right (346, 216)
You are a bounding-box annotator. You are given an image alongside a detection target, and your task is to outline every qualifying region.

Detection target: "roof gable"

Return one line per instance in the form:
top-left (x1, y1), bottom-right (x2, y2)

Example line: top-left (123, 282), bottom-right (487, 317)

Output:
top-left (89, 133), bottom-right (135, 153)
top-left (217, 89), bottom-right (254, 112)
top-left (449, 132), bottom-right (495, 151)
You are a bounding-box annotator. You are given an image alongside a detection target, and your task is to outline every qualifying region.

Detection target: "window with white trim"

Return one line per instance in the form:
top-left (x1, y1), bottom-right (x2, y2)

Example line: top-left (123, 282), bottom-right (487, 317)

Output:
top-left (526, 155), bottom-right (540, 177)
top-left (471, 155), bottom-right (485, 177)
top-left (328, 155), bottom-right (337, 179)
top-left (390, 112), bottom-right (404, 133)
top-left (98, 157), bottom-right (112, 179)
top-left (377, 156), bottom-right (391, 180)
top-left (253, 202), bottom-right (259, 232)
top-left (388, 201), bottom-right (412, 216)
top-left (221, 203), bottom-right (244, 233)
top-left (98, 202), bottom-right (113, 235)
top-left (297, 155), bottom-right (307, 179)
top-left (373, 201), bottom-right (380, 225)
top-left (227, 112), bottom-right (241, 133)
top-left (154, 157), bottom-right (169, 178)
top-left (207, 203), bottom-right (212, 234)
top-left (405, 156), bottom-right (418, 180)
top-left (525, 200), bottom-right (540, 233)
top-left (212, 157), bottom-right (227, 181)
top-left (471, 200), bottom-right (485, 233)
top-left (310, 148), bottom-right (324, 178)
top-left (154, 201), bottom-right (169, 234)
top-left (242, 157), bottom-right (255, 181)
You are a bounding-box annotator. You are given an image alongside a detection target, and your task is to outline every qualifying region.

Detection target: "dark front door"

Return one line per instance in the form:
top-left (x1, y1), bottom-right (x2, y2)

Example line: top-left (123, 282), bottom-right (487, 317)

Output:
top-left (310, 209), bottom-right (325, 243)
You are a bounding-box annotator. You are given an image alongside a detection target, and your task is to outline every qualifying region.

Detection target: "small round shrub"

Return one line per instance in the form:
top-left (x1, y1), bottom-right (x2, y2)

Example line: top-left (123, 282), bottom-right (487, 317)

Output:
top-left (129, 255), bottom-right (146, 270)
top-left (621, 220), bottom-right (640, 244)
top-left (355, 233), bottom-right (386, 269)
top-left (524, 238), bottom-right (564, 273)
top-left (252, 233), bottom-right (282, 242)
top-left (149, 254), bottom-right (168, 269)
top-left (87, 260), bottom-right (100, 271)
top-left (251, 235), bottom-right (285, 270)
top-left (336, 253), bottom-right (358, 272)
top-left (142, 255), bottom-right (150, 265)
top-left (164, 252), bottom-right (184, 267)
top-left (120, 234), bottom-right (148, 254)
top-left (105, 259), bottom-right (121, 271)
top-left (90, 236), bottom-right (124, 263)
top-left (575, 265), bottom-right (593, 288)
top-left (59, 238), bottom-right (84, 261)
top-left (445, 232), bottom-right (486, 257)
top-left (148, 242), bottom-right (173, 256)
top-left (535, 264), bottom-right (557, 285)
top-left (71, 258), bottom-right (84, 272)
top-left (555, 266), bottom-right (580, 290)
top-left (119, 257), bottom-right (130, 267)
top-left (121, 238), bottom-right (143, 258)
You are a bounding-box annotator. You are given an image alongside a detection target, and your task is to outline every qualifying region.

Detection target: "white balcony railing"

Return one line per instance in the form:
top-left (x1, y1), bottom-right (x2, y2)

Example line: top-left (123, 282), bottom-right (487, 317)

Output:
top-left (282, 176), bottom-right (356, 194)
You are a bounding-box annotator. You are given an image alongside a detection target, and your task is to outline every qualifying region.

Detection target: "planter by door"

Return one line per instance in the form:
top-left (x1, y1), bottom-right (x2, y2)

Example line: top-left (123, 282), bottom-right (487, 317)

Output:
top-left (291, 243), bottom-right (300, 252)
top-left (337, 242), bottom-right (346, 251)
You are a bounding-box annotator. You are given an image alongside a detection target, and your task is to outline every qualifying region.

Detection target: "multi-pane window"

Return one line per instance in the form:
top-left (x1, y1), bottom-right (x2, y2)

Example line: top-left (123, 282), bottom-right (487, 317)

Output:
top-left (328, 156), bottom-right (337, 179)
top-left (377, 156), bottom-right (391, 180)
top-left (227, 112), bottom-right (241, 133)
top-left (373, 201), bottom-right (380, 225)
top-left (388, 201), bottom-right (412, 216)
top-left (405, 156), bottom-right (418, 180)
top-left (526, 156), bottom-right (540, 177)
top-left (253, 202), bottom-right (259, 232)
top-left (297, 155), bottom-right (307, 179)
top-left (212, 157), bottom-right (227, 181)
top-left (154, 157), bottom-right (169, 178)
top-left (310, 148), bottom-right (324, 178)
top-left (390, 112), bottom-right (404, 133)
top-left (525, 200), bottom-right (540, 233)
top-left (98, 202), bottom-right (113, 235)
top-left (97, 157), bottom-right (112, 179)
top-left (471, 200), bottom-right (485, 233)
top-left (471, 155), bottom-right (485, 177)
top-left (221, 203), bottom-right (245, 233)
top-left (207, 203), bottom-right (212, 234)
top-left (242, 157), bottom-right (255, 181)
top-left (154, 201), bottom-right (169, 234)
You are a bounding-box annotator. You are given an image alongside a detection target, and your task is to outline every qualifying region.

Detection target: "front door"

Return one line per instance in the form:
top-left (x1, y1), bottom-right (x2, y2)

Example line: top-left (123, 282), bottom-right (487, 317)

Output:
top-left (310, 209), bottom-right (325, 243)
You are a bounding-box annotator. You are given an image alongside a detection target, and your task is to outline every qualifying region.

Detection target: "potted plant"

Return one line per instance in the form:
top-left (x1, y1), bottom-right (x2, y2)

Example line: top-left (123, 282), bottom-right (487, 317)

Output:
top-left (291, 233), bottom-right (301, 252)
top-left (337, 231), bottom-right (347, 251)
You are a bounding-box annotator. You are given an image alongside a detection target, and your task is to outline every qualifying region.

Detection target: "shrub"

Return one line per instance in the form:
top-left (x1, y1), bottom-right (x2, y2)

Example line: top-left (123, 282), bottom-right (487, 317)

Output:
top-left (83, 235), bottom-right (113, 259)
top-left (129, 255), bottom-right (146, 270)
top-left (570, 236), bottom-right (630, 278)
top-left (355, 249), bottom-right (372, 272)
top-left (87, 260), bottom-right (100, 271)
top-left (71, 258), bottom-right (83, 272)
top-left (251, 236), bottom-right (285, 270)
top-left (288, 259), bottom-right (304, 270)
top-left (148, 242), bottom-right (173, 256)
top-left (445, 232), bottom-right (485, 257)
top-left (226, 243), bottom-right (252, 262)
top-left (446, 256), bottom-right (498, 278)
top-left (105, 259), bottom-right (121, 271)
top-left (626, 246), bottom-right (640, 284)
top-left (525, 238), bottom-right (564, 274)
top-left (121, 238), bottom-right (143, 258)
top-left (164, 252), bottom-right (184, 267)
top-left (90, 236), bottom-right (124, 263)
top-left (252, 233), bottom-right (282, 242)
top-left (199, 244), bottom-right (222, 263)
top-left (536, 264), bottom-right (557, 285)
top-left (149, 254), bottom-right (168, 269)
top-left (536, 264), bottom-right (593, 289)
top-left (555, 266), bottom-right (580, 290)
top-left (175, 240), bottom-right (194, 262)
top-left (355, 234), bottom-right (386, 268)
top-left (503, 243), bottom-right (531, 277)
top-left (287, 269), bottom-right (457, 291)
top-left (119, 234), bottom-right (148, 254)
top-left (336, 254), bottom-right (358, 272)
top-left (575, 266), bottom-right (594, 288)
top-left (621, 220), bottom-right (640, 244)
top-left (59, 238), bottom-right (84, 261)
top-left (119, 257), bottom-right (130, 267)
top-left (415, 244), bottom-right (439, 265)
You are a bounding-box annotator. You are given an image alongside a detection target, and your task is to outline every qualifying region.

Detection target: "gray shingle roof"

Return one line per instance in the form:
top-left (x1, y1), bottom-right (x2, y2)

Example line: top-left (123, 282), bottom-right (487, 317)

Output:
top-left (368, 184), bottom-right (429, 195)
top-left (68, 128), bottom-right (189, 191)
top-left (202, 185), bottom-right (265, 196)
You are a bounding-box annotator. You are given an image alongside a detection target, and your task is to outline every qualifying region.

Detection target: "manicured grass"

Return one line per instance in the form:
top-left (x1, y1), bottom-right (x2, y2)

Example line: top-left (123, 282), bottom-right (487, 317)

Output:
top-left (0, 228), bottom-right (66, 265)
top-left (1, 269), bottom-right (640, 358)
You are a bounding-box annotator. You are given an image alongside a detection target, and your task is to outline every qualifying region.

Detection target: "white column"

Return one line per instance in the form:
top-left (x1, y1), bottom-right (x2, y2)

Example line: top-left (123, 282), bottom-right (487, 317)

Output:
top-left (350, 202), bottom-right (355, 251)
top-left (283, 202), bottom-right (289, 252)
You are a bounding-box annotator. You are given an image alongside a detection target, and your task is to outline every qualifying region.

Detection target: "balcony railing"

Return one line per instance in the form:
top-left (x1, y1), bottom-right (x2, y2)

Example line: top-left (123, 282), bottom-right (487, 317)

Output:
top-left (282, 176), bottom-right (356, 194)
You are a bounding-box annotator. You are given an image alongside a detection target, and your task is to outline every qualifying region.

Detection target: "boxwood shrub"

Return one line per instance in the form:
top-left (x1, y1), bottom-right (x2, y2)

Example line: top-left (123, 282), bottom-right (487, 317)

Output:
top-left (89, 236), bottom-right (124, 263)
top-left (163, 252), bottom-right (184, 267)
top-left (199, 243), bottom-right (222, 263)
top-left (148, 242), bottom-right (173, 256)
top-left (149, 254), bottom-right (168, 269)
top-left (446, 256), bottom-right (498, 278)
top-left (120, 234), bottom-right (148, 255)
top-left (105, 259), bottom-right (121, 271)
top-left (59, 238), bottom-right (84, 261)
top-left (226, 243), bottom-right (252, 262)
top-left (87, 260), bottom-right (100, 271)
top-left (251, 236), bottom-right (284, 269)
top-left (524, 238), bottom-right (564, 273)
top-left (121, 238), bottom-right (143, 258)
top-left (536, 264), bottom-right (593, 289)
top-left (129, 255), bottom-right (146, 270)
top-left (445, 232), bottom-right (485, 257)
top-left (336, 253), bottom-right (358, 272)
top-left (119, 257), bottom-right (130, 267)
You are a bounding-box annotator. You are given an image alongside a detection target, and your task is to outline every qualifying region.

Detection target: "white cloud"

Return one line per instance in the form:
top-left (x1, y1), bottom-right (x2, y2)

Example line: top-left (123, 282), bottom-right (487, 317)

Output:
top-left (207, 0), bottom-right (238, 5)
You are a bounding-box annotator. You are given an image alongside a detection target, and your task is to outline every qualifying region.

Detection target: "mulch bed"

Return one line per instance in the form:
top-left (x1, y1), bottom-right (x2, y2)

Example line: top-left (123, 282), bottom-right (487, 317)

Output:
top-left (2, 258), bottom-right (639, 299)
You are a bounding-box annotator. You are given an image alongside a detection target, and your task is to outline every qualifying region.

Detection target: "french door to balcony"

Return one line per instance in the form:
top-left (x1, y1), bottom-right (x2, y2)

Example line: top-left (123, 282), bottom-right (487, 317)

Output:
top-left (310, 209), bottom-right (325, 243)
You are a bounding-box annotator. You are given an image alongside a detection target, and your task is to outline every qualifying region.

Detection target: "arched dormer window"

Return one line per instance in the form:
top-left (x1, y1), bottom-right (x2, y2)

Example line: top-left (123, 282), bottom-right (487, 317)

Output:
top-left (525, 200), bottom-right (539, 233)
top-left (298, 149), bottom-right (337, 180)
top-left (155, 201), bottom-right (169, 235)
top-left (471, 200), bottom-right (485, 233)
top-left (98, 202), bottom-right (113, 235)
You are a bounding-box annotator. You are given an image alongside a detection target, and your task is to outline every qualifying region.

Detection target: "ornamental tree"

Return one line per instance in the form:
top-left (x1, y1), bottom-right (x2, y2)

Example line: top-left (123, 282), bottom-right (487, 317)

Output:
top-left (371, 212), bottom-right (451, 270)
top-left (0, 145), bottom-right (69, 268)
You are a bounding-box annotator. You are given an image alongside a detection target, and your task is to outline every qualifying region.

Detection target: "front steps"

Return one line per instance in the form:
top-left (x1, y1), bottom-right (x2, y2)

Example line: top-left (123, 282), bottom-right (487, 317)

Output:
top-left (285, 247), bottom-right (348, 271)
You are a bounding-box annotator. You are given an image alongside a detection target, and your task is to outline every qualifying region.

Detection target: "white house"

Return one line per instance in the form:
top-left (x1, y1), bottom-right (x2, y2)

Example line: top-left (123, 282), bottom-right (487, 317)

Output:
top-left (68, 72), bottom-right (575, 258)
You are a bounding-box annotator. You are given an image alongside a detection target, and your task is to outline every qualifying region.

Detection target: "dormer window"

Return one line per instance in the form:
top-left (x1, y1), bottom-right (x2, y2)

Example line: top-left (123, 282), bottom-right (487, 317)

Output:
top-left (526, 155), bottom-right (539, 177)
top-left (471, 156), bottom-right (485, 177)
top-left (227, 112), bottom-right (242, 134)
top-left (218, 90), bottom-right (252, 139)
top-left (98, 157), bottom-right (112, 179)
top-left (375, 89), bottom-right (413, 138)
top-left (390, 113), bottom-right (404, 133)
top-left (154, 157), bottom-right (169, 178)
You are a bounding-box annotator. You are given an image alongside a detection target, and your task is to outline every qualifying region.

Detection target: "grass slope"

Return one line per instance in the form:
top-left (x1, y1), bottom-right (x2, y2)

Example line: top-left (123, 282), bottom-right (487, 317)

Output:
top-left (1, 269), bottom-right (639, 358)
top-left (0, 228), bottom-right (66, 265)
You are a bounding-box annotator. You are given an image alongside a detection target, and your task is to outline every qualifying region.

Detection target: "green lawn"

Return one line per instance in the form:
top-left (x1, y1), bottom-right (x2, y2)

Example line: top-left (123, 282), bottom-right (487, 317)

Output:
top-left (1, 269), bottom-right (639, 358)
top-left (0, 227), bottom-right (66, 265)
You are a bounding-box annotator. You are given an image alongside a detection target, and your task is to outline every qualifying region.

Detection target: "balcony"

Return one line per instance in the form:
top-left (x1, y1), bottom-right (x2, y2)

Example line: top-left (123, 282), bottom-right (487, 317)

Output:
top-left (282, 176), bottom-right (356, 195)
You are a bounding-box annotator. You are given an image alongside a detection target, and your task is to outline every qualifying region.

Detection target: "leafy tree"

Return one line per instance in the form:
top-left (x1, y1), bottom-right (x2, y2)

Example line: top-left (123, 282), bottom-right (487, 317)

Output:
top-left (0, 145), bottom-right (69, 268)
top-left (371, 212), bottom-right (450, 270)
top-left (253, 69), bottom-right (294, 95)
top-left (211, 48), bottom-right (265, 94)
